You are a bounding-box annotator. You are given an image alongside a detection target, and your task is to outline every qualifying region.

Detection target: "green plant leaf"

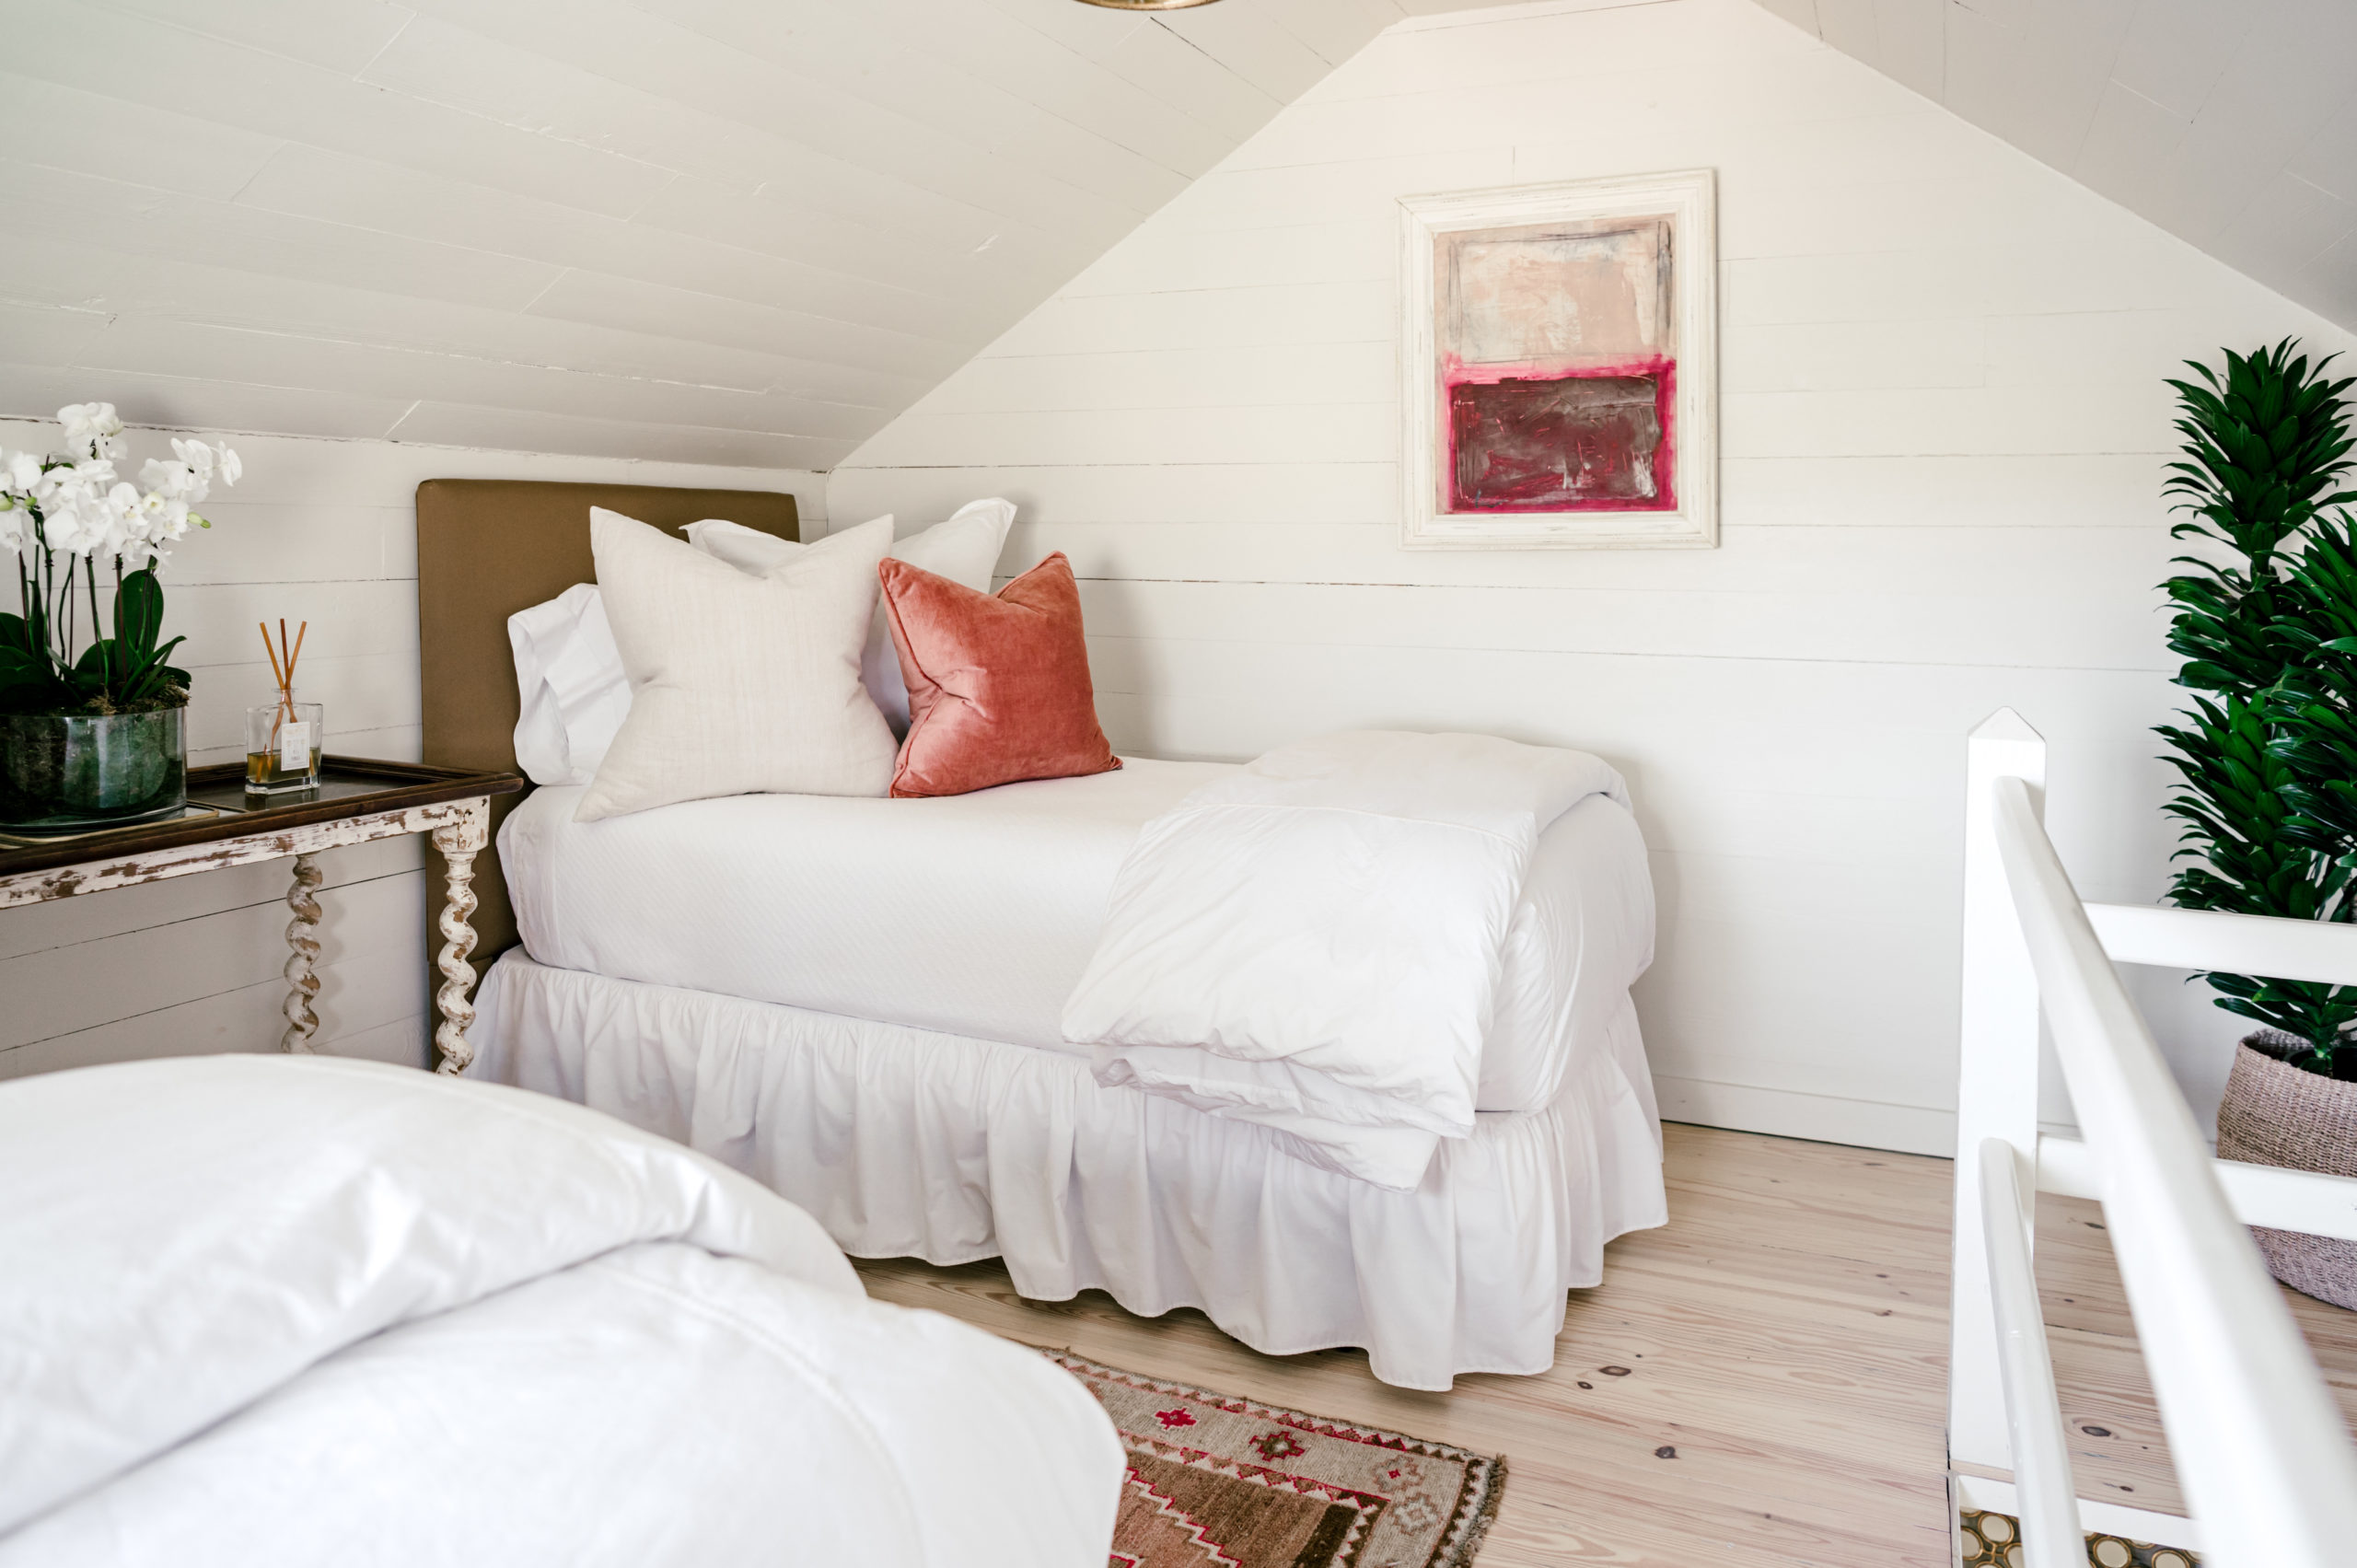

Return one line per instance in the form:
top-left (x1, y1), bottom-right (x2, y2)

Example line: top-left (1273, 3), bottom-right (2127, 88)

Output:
top-left (2157, 339), bottom-right (2357, 1070)
top-left (112, 569), bottom-right (164, 665)
top-left (0, 642), bottom-right (51, 689)
top-left (122, 635), bottom-right (186, 702)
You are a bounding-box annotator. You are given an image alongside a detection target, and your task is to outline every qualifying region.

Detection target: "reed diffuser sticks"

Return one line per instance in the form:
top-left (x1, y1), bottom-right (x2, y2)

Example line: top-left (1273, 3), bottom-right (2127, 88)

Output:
top-left (247, 618), bottom-right (321, 792)
top-left (260, 618), bottom-right (307, 738)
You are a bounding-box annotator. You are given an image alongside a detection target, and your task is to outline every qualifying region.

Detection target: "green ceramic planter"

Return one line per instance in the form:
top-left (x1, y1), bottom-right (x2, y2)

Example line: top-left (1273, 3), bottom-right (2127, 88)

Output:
top-left (0, 707), bottom-right (187, 830)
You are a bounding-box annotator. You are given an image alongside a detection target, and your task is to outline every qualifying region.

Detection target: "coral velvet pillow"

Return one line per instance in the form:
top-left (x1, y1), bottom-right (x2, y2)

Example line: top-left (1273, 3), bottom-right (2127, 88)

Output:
top-left (879, 552), bottom-right (1120, 798)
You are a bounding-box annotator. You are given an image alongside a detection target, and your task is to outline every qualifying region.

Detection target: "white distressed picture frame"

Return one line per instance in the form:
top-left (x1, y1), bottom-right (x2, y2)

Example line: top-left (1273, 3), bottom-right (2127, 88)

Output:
top-left (1399, 169), bottom-right (1718, 550)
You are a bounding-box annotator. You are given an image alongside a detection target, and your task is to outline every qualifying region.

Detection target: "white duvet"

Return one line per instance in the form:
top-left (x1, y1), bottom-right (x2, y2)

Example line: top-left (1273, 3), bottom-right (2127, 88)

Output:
top-left (1063, 731), bottom-right (1630, 1189)
top-left (0, 1055), bottom-right (1121, 1567)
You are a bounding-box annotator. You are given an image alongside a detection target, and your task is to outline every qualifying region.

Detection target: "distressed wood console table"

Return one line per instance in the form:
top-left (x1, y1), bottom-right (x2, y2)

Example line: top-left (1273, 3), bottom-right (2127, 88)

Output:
top-left (0, 758), bottom-right (525, 1073)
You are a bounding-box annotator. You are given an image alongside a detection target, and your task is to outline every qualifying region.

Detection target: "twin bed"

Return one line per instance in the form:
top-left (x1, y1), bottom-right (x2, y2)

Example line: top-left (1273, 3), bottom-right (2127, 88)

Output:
top-left (425, 478), bottom-right (1669, 1393)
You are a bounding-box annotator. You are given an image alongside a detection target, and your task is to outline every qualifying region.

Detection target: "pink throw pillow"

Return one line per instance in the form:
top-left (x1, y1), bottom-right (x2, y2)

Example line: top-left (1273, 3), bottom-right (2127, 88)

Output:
top-left (879, 552), bottom-right (1121, 798)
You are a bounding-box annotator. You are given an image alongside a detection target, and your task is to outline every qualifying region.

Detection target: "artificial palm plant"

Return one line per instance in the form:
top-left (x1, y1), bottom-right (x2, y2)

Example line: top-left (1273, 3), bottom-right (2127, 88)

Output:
top-left (2158, 340), bottom-right (2357, 1077)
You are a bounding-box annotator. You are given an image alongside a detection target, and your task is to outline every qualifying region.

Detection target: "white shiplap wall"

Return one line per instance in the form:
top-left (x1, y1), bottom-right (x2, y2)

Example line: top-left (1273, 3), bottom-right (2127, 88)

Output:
top-left (830, 0), bottom-right (2357, 1154)
top-left (0, 419), bottom-right (821, 1081)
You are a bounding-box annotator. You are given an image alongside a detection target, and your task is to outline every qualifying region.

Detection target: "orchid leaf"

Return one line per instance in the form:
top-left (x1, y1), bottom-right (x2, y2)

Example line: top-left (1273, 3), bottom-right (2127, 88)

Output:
top-left (112, 569), bottom-right (163, 665)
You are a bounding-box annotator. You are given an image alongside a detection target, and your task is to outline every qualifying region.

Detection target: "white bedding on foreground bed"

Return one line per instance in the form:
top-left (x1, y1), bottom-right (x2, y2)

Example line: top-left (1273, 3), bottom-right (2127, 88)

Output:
top-left (0, 1055), bottom-right (1121, 1567)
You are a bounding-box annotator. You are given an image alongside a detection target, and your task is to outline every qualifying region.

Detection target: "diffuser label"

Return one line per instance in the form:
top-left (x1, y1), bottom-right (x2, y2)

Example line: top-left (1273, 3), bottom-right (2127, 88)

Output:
top-left (279, 721), bottom-right (310, 772)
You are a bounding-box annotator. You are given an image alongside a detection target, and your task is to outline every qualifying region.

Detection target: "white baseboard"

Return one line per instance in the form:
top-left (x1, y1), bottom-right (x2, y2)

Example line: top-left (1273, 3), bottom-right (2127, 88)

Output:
top-left (1653, 1074), bottom-right (1957, 1157)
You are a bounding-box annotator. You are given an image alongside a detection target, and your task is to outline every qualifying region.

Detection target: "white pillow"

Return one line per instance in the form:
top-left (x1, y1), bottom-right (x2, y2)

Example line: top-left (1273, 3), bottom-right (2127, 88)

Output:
top-left (506, 583), bottom-right (630, 787)
top-left (685, 498), bottom-right (1016, 735)
top-left (575, 508), bottom-right (899, 821)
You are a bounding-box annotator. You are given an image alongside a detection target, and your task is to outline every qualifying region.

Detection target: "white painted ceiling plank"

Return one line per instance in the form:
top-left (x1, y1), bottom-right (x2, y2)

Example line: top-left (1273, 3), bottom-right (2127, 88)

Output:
top-left (386, 401), bottom-right (853, 470)
top-left (2107, 0), bottom-right (2248, 122)
top-left (1095, 20), bottom-right (1290, 146)
top-left (2067, 76), bottom-right (2192, 214)
top-left (521, 270), bottom-right (965, 383)
top-left (2157, 6), bottom-right (2357, 243)
top-left (83, 0), bottom-right (415, 76)
top-left (357, 13), bottom-right (786, 195)
top-left (13, 1), bottom-right (674, 221)
top-left (1942, 0), bottom-right (2126, 171)
top-left (1807, 0), bottom-right (1881, 77)
top-left (626, 175), bottom-right (1100, 318)
top-left (0, 303), bottom-right (120, 368)
top-left (231, 145), bottom-right (999, 336)
top-left (969, 0), bottom-right (1148, 64)
top-left (64, 316), bottom-right (886, 443)
top-left (880, 0), bottom-right (1247, 174)
top-left (2290, 95), bottom-right (2357, 204)
top-left (377, 4), bottom-right (1224, 220)
top-left (1248, 0), bottom-right (1404, 68)
top-left (0, 163), bottom-right (563, 314)
top-left (0, 72), bottom-right (284, 203)
top-left (2204, 172), bottom-right (2357, 286)
top-left (0, 355), bottom-right (422, 442)
top-left (0, 227), bottom-right (931, 408)
top-left (1151, 6), bottom-right (1337, 103)
top-left (633, 0), bottom-right (1189, 213)
top-left (401, 0), bottom-right (1138, 246)
top-left (1770, 0), bottom-right (2357, 333)
top-left (1748, 0), bottom-right (1818, 32)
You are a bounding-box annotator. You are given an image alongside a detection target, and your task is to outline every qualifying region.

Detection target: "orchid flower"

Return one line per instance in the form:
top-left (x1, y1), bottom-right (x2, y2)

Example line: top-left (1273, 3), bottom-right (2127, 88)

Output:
top-left (3, 402), bottom-right (240, 712)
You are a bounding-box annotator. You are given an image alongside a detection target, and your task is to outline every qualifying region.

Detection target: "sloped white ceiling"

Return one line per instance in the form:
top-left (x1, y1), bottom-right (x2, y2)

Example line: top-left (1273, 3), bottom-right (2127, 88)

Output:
top-left (0, 0), bottom-right (1490, 469)
top-left (16, 0), bottom-right (2351, 471)
top-left (1757, 0), bottom-right (2357, 333)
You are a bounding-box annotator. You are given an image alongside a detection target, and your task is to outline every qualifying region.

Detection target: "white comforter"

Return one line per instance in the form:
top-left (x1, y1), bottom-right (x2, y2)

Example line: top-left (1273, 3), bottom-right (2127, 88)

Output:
top-left (0, 1055), bottom-right (1121, 1567)
top-left (1063, 730), bottom-right (1630, 1189)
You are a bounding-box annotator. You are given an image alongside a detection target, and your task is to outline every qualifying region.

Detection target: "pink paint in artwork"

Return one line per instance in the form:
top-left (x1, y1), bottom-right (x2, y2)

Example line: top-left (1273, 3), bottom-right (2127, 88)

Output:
top-left (1432, 213), bottom-right (1682, 518)
top-left (1443, 354), bottom-right (1676, 513)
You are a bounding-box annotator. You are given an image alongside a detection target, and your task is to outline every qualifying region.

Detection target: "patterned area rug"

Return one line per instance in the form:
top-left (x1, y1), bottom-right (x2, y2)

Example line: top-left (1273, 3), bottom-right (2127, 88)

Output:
top-left (1960, 1510), bottom-right (2196, 1568)
top-left (1050, 1353), bottom-right (1506, 1568)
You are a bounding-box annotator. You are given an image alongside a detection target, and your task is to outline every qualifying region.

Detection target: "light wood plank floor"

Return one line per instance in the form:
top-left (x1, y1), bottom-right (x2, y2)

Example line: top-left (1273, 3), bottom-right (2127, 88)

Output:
top-left (856, 1121), bottom-right (2357, 1567)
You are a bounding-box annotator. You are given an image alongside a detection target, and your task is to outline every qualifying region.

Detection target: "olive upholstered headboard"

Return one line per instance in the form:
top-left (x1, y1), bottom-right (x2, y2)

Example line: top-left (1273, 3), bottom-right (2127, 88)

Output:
top-left (414, 478), bottom-right (800, 974)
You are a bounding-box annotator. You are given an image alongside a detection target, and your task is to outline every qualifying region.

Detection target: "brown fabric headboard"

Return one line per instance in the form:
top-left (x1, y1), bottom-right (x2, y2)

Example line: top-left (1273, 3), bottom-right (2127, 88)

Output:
top-left (416, 479), bottom-right (800, 975)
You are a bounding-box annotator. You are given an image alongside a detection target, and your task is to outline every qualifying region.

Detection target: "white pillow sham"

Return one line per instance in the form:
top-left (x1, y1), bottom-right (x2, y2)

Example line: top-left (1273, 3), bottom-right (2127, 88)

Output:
top-left (685, 498), bottom-right (1016, 735)
top-left (507, 583), bottom-right (630, 788)
top-left (574, 509), bottom-right (899, 821)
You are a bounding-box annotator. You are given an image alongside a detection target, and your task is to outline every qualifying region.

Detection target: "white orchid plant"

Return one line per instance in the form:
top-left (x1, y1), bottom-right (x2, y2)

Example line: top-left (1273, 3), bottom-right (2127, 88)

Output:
top-left (1, 403), bottom-right (238, 714)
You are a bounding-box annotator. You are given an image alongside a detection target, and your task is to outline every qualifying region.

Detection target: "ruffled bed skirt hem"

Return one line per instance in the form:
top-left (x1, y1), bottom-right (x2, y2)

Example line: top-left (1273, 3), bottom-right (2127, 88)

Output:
top-left (471, 952), bottom-right (1668, 1390)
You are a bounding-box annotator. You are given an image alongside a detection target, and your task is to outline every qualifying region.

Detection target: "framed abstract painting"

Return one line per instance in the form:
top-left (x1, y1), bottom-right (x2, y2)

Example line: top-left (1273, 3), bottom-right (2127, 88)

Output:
top-left (1399, 169), bottom-right (1717, 549)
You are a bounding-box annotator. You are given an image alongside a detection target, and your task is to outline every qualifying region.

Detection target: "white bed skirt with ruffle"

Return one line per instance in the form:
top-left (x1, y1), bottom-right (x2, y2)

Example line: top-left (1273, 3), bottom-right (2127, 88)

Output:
top-left (470, 951), bottom-right (1667, 1390)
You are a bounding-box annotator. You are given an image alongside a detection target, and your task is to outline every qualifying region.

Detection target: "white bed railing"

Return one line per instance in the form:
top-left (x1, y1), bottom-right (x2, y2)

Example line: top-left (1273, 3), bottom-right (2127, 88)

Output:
top-left (1950, 709), bottom-right (2357, 1568)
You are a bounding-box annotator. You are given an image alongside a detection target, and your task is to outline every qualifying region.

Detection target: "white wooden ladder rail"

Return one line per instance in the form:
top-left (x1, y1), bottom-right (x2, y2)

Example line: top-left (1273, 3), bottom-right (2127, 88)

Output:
top-left (1951, 709), bottom-right (2357, 1568)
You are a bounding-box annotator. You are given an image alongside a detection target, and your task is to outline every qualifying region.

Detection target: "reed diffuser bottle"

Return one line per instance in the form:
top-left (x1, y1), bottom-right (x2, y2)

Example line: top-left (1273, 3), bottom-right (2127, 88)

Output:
top-left (246, 619), bottom-right (320, 793)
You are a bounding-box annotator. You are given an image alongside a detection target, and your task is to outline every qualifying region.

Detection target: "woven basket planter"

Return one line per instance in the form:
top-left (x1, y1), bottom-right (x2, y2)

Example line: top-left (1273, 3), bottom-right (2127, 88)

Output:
top-left (2214, 1033), bottom-right (2357, 1311)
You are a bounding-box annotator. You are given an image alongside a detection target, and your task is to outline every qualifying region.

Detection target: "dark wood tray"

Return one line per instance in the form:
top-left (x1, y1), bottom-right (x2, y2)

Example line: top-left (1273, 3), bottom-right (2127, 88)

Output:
top-left (0, 756), bottom-right (524, 878)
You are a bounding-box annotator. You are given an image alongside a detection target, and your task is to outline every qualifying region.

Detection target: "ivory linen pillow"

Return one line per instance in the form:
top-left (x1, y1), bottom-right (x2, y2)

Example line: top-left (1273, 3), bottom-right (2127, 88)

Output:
top-left (575, 508), bottom-right (898, 821)
top-left (879, 551), bottom-right (1120, 799)
top-left (686, 499), bottom-right (1016, 736)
